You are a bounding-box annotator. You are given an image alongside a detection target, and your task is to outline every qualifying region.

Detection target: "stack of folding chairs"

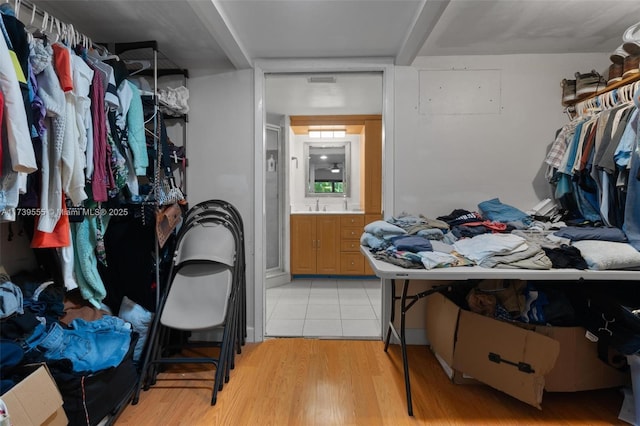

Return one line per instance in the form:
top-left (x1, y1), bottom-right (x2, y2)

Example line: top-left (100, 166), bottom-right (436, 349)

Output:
top-left (132, 200), bottom-right (246, 406)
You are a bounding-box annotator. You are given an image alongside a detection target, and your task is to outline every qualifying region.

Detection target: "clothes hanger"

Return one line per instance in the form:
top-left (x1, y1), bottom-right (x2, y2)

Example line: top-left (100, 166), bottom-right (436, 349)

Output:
top-left (23, 2), bottom-right (36, 44)
top-left (86, 41), bottom-right (120, 62)
top-left (599, 93), bottom-right (608, 109)
top-left (563, 106), bottom-right (575, 120)
top-left (46, 17), bottom-right (60, 43)
top-left (618, 86), bottom-right (629, 102)
top-left (144, 109), bottom-right (158, 124)
top-left (30, 11), bottom-right (54, 44)
top-left (605, 91), bottom-right (615, 109)
top-left (88, 46), bottom-right (120, 61)
top-left (585, 96), bottom-right (601, 115)
top-left (125, 59), bottom-right (151, 76)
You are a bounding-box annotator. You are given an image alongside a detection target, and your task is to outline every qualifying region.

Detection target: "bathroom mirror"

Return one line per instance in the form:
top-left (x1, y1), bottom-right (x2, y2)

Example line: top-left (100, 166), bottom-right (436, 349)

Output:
top-left (304, 141), bottom-right (350, 197)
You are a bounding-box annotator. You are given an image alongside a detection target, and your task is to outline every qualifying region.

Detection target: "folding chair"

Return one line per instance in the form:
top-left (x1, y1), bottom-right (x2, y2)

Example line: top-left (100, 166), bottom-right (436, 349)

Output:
top-left (182, 200), bottom-right (246, 349)
top-left (133, 215), bottom-right (240, 406)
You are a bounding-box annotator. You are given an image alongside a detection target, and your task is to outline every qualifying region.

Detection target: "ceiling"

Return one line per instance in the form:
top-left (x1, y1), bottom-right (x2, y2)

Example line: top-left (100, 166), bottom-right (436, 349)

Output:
top-left (26, 1), bottom-right (640, 117)
top-left (28, 0), bottom-right (640, 73)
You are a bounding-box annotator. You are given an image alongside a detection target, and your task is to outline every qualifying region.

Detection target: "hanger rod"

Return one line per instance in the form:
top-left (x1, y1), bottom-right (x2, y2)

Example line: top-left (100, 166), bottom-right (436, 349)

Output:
top-left (15, 0), bottom-right (98, 50)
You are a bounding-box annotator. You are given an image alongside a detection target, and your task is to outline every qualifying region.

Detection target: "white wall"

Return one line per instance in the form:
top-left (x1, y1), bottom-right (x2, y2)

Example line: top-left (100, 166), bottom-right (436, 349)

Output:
top-left (394, 53), bottom-right (609, 219)
top-left (186, 68), bottom-right (255, 335)
top-left (392, 52), bottom-right (610, 333)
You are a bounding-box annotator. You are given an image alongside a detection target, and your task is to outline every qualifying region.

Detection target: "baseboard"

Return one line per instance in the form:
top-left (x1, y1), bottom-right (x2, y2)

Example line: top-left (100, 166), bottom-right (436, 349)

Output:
top-left (191, 326), bottom-right (257, 343)
top-left (191, 327), bottom-right (424, 345)
top-left (266, 271), bottom-right (291, 288)
top-left (292, 274), bottom-right (378, 280)
top-left (385, 328), bottom-right (429, 346)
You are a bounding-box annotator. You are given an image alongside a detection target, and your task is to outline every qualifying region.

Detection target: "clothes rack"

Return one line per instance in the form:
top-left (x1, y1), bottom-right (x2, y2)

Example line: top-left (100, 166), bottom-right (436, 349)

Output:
top-left (17, 0), bottom-right (101, 52)
top-left (572, 75), bottom-right (640, 118)
top-left (112, 41), bottom-right (189, 199)
top-left (1, 2), bottom-right (189, 423)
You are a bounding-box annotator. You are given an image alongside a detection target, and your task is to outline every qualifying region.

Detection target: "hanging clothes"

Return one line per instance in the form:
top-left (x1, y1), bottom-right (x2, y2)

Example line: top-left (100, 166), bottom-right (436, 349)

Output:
top-left (622, 88), bottom-right (640, 250)
top-left (545, 83), bottom-right (640, 237)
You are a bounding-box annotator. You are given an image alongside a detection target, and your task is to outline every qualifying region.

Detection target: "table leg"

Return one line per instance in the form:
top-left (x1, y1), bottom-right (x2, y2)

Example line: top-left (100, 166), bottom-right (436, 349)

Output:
top-left (399, 279), bottom-right (413, 416)
top-left (378, 273), bottom-right (450, 417)
top-left (384, 279), bottom-right (396, 352)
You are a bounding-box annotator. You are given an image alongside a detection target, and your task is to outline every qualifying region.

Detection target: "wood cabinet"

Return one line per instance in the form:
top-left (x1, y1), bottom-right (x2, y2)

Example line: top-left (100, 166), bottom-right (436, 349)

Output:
top-left (362, 213), bottom-right (382, 275)
top-left (362, 119), bottom-right (382, 215)
top-left (291, 214), bottom-right (378, 276)
top-left (339, 215), bottom-right (364, 275)
top-left (290, 214), bottom-right (340, 275)
top-left (289, 114), bottom-right (382, 277)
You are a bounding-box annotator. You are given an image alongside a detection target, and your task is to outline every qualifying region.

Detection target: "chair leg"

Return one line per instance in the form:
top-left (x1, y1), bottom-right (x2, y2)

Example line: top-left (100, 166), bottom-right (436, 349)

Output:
top-left (147, 325), bottom-right (170, 387)
top-left (211, 313), bottom-right (233, 405)
top-left (132, 291), bottom-right (168, 404)
top-left (225, 303), bottom-right (239, 382)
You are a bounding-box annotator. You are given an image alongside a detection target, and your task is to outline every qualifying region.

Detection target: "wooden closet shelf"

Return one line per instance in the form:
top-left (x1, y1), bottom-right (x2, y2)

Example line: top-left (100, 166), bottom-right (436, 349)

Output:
top-left (564, 72), bottom-right (640, 107)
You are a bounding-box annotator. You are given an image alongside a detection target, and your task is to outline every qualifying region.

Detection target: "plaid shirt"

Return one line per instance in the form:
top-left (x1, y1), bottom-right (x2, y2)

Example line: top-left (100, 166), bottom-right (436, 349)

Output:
top-left (545, 120), bottom-right (579, 170)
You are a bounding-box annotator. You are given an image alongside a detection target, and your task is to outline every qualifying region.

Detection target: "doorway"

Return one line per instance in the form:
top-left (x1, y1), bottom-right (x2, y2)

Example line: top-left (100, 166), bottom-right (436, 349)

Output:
top-left (262, 70), bottom-right (384, 339)
top-left (253, 59), bottom-right (395, 342)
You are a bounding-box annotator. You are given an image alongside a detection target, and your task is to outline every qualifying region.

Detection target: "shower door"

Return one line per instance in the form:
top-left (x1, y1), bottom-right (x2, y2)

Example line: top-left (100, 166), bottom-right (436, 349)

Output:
top-left (265, 124), bottom-right (285, 277)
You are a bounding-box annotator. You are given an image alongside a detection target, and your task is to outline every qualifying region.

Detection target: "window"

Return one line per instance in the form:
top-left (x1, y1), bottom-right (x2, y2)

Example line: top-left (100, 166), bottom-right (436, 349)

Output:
top-left (314, 181), bottom-right (344, 194)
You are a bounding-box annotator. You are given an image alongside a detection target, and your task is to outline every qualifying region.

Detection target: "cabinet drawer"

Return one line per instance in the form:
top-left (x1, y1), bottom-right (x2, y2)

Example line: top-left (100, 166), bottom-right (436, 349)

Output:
top-left (340, 215), bottom-right (364, 227)
top-left (341, 227), bottom-right (361, 240)
top-left (340, 240), bottom-right (361, 252)
top-left (340, 253), bottom-right (364, 275)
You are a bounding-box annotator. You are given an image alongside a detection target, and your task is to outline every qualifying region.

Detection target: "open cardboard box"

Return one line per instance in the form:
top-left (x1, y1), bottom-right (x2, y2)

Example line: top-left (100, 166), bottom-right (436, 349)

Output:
top-left (426, 291), bottom-right (630, 409)
top-left (1, 364), bottom-right (68, 426)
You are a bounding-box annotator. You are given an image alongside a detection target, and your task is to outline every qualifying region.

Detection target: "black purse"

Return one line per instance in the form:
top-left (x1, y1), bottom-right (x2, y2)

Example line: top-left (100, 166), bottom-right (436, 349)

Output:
top-left (152, 115), bottom-right (185, 206)
top-left (572, 282), bottom-right (640, 368)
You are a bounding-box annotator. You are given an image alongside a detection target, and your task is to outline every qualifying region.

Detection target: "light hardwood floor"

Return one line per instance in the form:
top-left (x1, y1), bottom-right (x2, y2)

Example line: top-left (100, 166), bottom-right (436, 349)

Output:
top-left (117, 339), bottom-right (626, 425)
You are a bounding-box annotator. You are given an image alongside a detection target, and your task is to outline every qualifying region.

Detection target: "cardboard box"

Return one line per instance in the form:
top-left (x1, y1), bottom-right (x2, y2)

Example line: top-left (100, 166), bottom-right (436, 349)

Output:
top-left (453, 306), bottom-right (560, 409)
top-left (425, 291), bottom-right (629, 409)
top-left (1, 364), bottom-right (68, 426)
top-left (538, 325), bottom-right (629, 392)
top-left (425, 288), bottom-right (480, 385)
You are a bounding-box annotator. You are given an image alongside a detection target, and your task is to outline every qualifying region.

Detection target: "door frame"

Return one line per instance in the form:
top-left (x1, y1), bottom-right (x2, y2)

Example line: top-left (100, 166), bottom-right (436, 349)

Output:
top-left (253, 58), bottom-right (395, 342)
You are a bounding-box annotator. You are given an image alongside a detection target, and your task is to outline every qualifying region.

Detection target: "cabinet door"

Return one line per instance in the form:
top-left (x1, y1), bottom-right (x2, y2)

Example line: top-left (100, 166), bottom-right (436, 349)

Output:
top-left (364, 119), bottom-right (382, 215)
top-left (340, 253), bottom-right (365, 275)
top-left (363, 213), bottom-right (382, 276)
top-left (290, 215), bottom-right (316, 274)
top-left (315, 215), bottom-right (340, 274)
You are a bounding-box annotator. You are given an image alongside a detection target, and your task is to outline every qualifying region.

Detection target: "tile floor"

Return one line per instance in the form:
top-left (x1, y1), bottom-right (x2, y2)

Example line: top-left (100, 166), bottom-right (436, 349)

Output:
top-left (265, 278), bottom-right (382, 339)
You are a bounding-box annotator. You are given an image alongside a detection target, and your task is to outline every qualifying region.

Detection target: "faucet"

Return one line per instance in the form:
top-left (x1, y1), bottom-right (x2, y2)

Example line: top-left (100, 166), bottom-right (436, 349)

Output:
top-left (315, 198), bottom-right (320, 211)
top-left (343, 195), bottom-right (348, 211)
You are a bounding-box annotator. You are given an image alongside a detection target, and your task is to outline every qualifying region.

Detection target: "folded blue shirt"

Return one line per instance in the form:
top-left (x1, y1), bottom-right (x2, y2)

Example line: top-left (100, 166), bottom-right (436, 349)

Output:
top-left (389, 235), bottom-right (433, 252)
top-left (553, 226), bottom-right (628, 242)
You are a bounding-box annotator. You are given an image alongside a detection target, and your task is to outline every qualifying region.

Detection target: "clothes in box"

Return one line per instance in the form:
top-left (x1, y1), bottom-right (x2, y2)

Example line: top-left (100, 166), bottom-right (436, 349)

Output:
top-left (426, 291), bottom-right (629, 409)
top-left (0, 364), bottom-right (68, 426)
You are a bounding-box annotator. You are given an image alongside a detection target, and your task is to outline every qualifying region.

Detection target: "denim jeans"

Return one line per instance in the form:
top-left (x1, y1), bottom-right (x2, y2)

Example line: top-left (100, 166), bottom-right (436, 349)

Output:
top-left (27, 316), bottom-right (131, 373)
top-left (477, 198), bottom-right (532, 225)
top-left (623, 147), bottom-right (640, 250)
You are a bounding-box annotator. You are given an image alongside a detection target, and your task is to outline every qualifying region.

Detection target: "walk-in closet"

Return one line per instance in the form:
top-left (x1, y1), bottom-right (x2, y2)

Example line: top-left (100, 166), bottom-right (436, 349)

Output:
top-left (2, 1), bottom-right (640, 425)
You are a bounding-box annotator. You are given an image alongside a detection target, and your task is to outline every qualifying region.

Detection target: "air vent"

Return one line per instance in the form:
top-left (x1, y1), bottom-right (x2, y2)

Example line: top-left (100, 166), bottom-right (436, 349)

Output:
top-left (307, 76), bottom-right (336, 84)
